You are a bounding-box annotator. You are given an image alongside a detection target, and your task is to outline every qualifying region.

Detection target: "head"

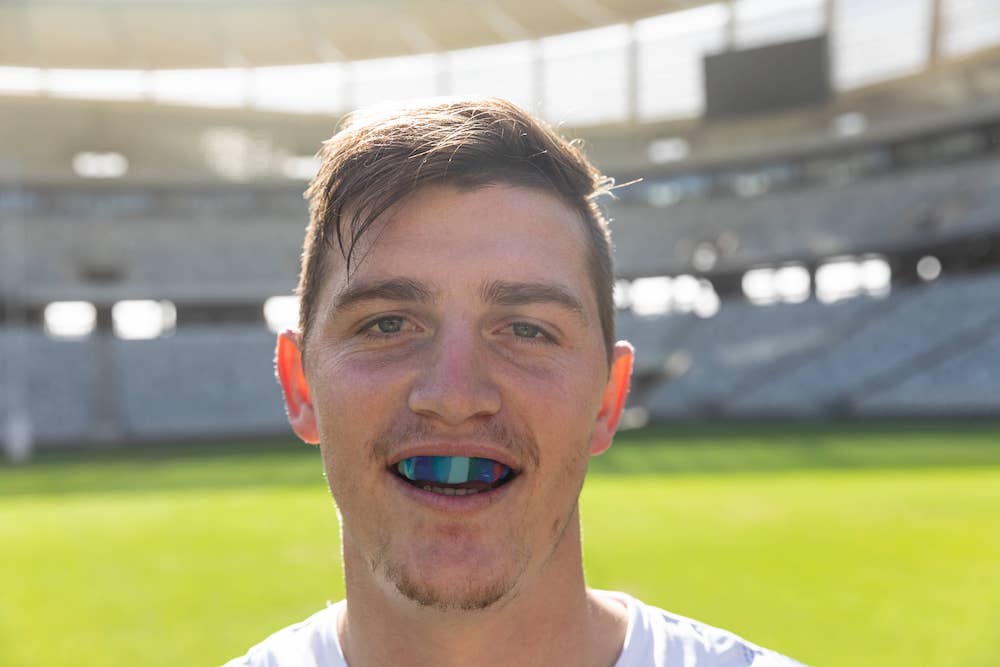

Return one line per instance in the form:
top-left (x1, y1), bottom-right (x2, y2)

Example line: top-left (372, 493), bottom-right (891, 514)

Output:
top-left (296, 96), bottom-right (617, 365)
top-left (276, 97), bottom-right (633, 614)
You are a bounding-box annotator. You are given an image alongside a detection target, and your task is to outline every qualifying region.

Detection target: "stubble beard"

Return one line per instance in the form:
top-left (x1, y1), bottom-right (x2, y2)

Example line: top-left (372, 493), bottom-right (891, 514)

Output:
top-left (376, 546), bottom-right (526, 612)
top-left (363, 415), bottom-right (541, 612)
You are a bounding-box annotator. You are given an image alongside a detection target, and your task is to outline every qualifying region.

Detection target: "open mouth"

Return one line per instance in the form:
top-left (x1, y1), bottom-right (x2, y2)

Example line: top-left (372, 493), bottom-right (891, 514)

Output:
top-left (391, 455), bottom-right (517, 496)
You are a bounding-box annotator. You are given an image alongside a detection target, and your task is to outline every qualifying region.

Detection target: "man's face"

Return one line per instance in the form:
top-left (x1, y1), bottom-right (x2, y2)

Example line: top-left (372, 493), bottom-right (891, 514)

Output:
top-left (279, 183), bottom-right (631, 611)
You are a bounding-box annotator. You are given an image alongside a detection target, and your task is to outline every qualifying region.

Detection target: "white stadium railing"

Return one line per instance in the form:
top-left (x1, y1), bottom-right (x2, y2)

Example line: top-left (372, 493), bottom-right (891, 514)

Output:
top-left (1, 0), bottom-right (999, 125)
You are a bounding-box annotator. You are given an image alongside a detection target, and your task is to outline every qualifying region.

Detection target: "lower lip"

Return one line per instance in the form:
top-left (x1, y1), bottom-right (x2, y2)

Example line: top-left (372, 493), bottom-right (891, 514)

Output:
top-left (388, 470), bottom-right (516, 512)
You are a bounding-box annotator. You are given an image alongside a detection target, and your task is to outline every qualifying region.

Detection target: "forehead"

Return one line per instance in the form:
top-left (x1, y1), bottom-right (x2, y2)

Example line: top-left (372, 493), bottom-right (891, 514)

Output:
top-left (322, 183), bottom-right (595, 306)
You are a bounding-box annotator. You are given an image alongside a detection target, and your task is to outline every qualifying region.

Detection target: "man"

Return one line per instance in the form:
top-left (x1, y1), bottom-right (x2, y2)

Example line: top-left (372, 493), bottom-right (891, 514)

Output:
top-left (226, 98), bottom-right (804, 666)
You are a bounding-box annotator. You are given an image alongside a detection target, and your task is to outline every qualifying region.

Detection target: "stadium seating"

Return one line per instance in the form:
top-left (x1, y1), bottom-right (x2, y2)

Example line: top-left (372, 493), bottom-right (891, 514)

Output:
top-left (6, 188), bottom-right (306, 303)
top-left (729, 272), bottom-right (1000, 416)
top-left (0, 325), bottom-right (291, 446)
top-left (857, 329), bottom-right (1000, 417)
top-left (614, 310), bottom-right (698, 377)
top-left (115, 325), bottom-right (290, 441)
top-left (6, 243), bottom-right (1000, 447)
top-left (631, 271), bottom-right (1000, 420)
top-left (6, 134), bottom-right (1000, 447)
top-left (609, 156), bottom-right (1000, 276)
top-left (634, 296), bottom-right (885, 418)
top-left (0, 328), bottom-right (100, 442)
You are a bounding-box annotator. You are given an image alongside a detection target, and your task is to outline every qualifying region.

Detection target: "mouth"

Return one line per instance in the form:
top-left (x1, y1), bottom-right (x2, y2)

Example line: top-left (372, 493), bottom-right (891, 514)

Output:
top-left (390, 455), bottom-right (518, 497)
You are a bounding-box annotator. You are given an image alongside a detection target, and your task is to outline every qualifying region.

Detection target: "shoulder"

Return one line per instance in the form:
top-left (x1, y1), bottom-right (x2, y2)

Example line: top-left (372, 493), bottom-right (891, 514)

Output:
top-left (221, 602), bottom-right (346, 667)
top-left (597, 591), bottom-right (809, 667)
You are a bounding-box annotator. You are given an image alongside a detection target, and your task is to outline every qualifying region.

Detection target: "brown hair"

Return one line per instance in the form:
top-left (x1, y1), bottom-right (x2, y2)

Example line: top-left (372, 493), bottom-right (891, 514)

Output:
top-left (298, 97), bottom-right (616, 363)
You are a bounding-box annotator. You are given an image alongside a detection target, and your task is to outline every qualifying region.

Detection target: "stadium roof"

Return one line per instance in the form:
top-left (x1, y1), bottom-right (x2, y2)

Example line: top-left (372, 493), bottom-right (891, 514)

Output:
top-left (1, 0), bottom-right (712, 68)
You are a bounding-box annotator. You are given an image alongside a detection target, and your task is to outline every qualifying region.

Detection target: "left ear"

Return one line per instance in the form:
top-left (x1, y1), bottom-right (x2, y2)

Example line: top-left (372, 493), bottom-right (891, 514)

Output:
top-left (590, 341), bottom-right (634, 456)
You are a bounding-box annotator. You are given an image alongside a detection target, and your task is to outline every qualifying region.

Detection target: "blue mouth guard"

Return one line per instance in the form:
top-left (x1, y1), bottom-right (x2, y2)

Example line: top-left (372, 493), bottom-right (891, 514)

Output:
top-left (396, 456), bottom-right (512, 486)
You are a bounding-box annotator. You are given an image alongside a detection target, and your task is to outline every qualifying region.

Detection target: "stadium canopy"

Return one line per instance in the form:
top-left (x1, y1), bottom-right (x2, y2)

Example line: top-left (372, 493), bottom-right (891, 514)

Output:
top-left (0, 0), bottom-right (712, 68)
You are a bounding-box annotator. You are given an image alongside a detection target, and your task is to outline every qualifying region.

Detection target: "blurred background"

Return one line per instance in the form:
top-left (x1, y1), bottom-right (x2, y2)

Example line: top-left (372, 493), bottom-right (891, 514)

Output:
top-left (3, 0), bottom-right (1000, 449)
top-left (2, 1), bottom-right (999, 666)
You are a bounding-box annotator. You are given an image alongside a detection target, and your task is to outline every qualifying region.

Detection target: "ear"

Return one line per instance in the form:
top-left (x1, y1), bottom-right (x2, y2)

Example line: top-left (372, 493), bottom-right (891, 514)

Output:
top-left (590, 341), bottom-right (634, 456)
top-left (275, 330), bottom-right (319, 445)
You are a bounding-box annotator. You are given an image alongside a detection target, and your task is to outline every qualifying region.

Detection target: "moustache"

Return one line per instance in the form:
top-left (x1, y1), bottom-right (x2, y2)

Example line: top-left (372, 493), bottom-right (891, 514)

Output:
top-left (369, 415), bottom-right (540, 469)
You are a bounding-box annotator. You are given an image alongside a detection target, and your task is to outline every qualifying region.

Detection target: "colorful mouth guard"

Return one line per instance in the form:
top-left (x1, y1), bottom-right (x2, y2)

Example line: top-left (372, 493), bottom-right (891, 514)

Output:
top-left (396, 456), bottom-right (512, 486)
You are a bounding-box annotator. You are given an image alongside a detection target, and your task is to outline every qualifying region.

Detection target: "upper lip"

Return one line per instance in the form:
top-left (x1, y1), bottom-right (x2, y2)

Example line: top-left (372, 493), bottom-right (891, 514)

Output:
top-left (386, 443), bottom-right (521, 473)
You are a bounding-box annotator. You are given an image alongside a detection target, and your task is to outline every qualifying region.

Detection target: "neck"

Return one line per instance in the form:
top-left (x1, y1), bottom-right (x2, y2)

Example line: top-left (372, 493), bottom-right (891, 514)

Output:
top-left (338, 515), bottom-right (627, 667)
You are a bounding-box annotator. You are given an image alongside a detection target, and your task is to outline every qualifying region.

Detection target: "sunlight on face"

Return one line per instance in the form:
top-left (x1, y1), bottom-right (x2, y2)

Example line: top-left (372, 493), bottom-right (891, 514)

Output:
top-left (305, 183), bottom-right (612, 612)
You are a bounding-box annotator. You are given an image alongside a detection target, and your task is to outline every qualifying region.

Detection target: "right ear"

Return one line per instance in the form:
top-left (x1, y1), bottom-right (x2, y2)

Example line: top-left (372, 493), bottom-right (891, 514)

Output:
top-left (275, 330), bottom-right (319, 444)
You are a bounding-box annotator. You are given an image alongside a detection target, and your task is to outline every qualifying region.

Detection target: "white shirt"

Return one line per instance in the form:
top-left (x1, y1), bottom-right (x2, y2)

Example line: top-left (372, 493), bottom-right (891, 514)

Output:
top-left (223, 591), bottom-right (807, 667)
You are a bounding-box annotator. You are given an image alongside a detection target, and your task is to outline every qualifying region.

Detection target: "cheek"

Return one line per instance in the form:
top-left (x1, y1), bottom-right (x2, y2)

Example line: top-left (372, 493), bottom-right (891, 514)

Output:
top-left (310, 355), bottom-right (412, 435)
top-left (509, 360), bottom-right (604, 425)
top-left (309, 356), bottom-right (417, 498)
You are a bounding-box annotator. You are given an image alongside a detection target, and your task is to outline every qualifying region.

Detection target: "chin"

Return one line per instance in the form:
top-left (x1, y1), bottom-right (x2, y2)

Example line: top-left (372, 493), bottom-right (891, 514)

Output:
top-left (381, 550), bottom-right (523, 612)
top-left (395, 574), bottom-right (513, 612)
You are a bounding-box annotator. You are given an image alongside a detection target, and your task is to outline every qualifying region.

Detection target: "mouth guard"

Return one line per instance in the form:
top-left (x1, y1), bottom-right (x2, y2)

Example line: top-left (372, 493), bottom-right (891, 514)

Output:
top-left (396, 455), bottom-right (512, 486)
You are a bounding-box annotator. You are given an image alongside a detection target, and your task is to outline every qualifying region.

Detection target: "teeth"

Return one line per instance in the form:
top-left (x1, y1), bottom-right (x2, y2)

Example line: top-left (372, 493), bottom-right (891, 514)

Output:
top-left (418, 485), bottom-right (482, 496)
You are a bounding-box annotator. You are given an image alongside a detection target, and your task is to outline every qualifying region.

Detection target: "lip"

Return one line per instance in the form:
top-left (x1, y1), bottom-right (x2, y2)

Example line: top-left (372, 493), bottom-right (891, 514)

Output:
top-left (385, 443), bottom-right (521, 513)
top-left (387, 465), bottom-right (518, 513)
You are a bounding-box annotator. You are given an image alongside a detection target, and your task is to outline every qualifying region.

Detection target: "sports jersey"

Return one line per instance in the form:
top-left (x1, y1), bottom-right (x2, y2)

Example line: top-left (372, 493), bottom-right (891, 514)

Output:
top-left (223, 590), bottom-right (806, 666)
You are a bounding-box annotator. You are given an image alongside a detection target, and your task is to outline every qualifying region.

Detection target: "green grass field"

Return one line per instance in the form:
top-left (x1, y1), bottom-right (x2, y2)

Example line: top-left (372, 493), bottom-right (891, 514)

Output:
top-left (2, 422), bottom-right (999, 666)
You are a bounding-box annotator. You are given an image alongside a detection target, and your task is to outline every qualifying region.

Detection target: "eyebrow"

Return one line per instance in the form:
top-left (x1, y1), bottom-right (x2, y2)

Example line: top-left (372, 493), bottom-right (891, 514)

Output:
top-left (331, 277), bottom-right (587, 323)
top-left (479, 280), bottom-right (587, 320)
top-left (332, 278), bottom-right (436, 311)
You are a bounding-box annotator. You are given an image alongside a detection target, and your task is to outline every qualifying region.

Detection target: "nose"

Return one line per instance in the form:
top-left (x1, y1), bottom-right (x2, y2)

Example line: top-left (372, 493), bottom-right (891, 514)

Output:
top-left (408, 322), bottom-right (501, 425)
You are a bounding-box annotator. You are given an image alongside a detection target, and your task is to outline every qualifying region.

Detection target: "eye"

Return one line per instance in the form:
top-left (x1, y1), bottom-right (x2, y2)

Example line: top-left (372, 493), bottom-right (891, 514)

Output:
top-left (511, 322), bottom-right (542, 338)
top-left (509, 321), bottom-right (554, 343)
top-left (362, 315), bottom-right (408, 337)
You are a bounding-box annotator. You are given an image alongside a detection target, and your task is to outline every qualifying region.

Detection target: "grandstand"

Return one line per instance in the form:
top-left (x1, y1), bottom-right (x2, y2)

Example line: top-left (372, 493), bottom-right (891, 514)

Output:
top-left (3, 0), bottom-right (1000, 454)
top-left (630, 271), bottom-right (1000, 420)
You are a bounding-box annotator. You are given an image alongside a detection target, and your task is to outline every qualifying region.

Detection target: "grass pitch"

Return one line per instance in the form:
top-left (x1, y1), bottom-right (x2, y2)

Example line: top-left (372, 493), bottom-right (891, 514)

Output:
top-left (2, 422), bottom-right (999, 666)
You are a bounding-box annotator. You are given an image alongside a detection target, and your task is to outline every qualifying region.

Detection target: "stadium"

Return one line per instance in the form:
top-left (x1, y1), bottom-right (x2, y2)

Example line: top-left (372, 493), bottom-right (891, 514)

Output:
top-left (1, 1), bottom-right (999, 665)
